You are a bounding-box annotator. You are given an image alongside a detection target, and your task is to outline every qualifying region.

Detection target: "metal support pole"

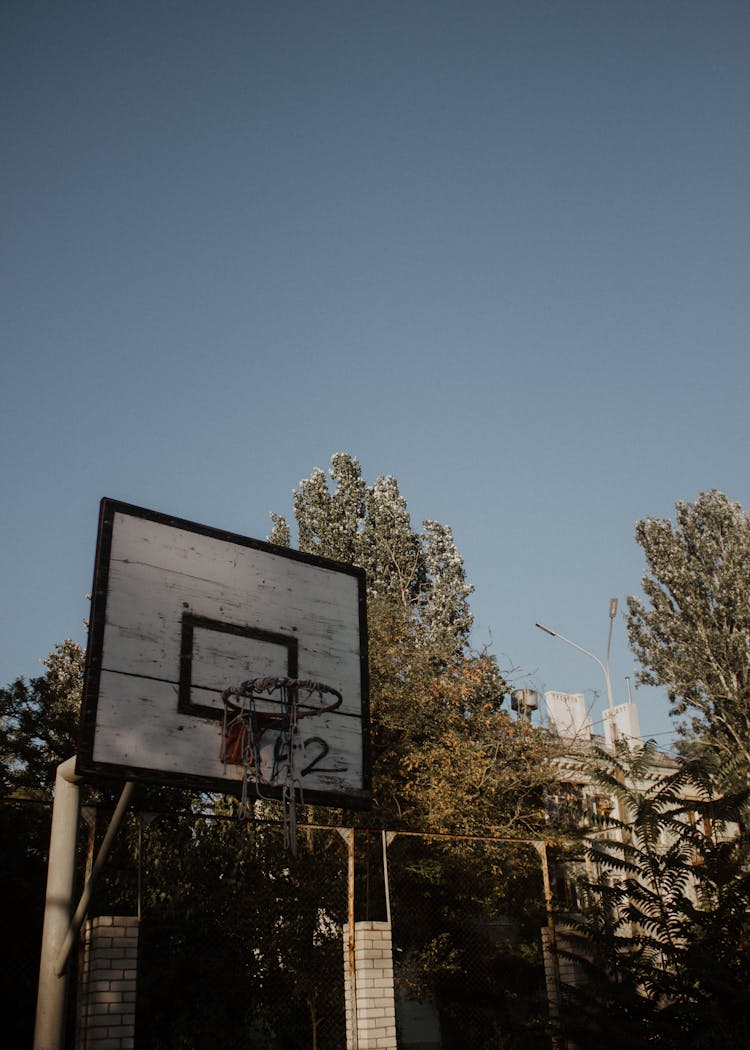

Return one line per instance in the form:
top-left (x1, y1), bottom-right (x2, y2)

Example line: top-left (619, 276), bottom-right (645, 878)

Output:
top-left (55, 780), bottom-right (135, 976)
top-left (34, 757), bottom-right (81, 1050)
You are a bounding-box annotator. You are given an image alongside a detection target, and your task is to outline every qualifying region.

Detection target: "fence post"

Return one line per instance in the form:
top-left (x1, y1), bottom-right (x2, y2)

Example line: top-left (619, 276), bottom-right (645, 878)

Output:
top-left (337, 828), bottom-right (358, 1050)
top-left (535, 840), bottom-right (564, 1050)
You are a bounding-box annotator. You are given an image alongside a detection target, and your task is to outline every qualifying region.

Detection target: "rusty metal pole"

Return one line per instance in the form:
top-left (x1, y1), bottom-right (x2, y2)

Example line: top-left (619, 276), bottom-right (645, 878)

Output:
top-left (337, 828), bottom-right (358, 1050)
top-left (382, 831), bottom-right (395, 927)
top-left (535, 840), bottom-right (564, 1050)
top-left (347, 828), bottom-right (359, 1050)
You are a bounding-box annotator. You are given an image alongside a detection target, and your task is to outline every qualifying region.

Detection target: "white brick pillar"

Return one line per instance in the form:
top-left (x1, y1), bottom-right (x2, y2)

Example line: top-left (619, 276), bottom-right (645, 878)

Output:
top-left (343, 920), bottom-right (397, 1050)
top-left (76, 916), bottom-right (138, 1050)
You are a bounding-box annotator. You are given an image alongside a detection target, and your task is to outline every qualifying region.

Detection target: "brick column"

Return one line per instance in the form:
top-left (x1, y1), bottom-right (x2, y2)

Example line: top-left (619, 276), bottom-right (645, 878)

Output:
top-left (76, 916), bottom-right (138, 1050)
top-left (343, 920), bottom-right (397, 1050)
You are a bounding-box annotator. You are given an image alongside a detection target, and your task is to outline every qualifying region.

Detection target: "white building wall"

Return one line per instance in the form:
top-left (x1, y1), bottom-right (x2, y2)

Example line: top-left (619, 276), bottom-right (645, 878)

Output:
top-left (544, 692), bottom-right (593, 742)
top-left (602, 702), bottom-right (642, 749)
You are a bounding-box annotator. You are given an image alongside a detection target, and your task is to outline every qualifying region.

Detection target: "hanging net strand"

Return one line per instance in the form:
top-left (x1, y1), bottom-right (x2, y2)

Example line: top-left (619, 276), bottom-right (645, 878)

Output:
top-left (220, 677), bottom-right (343, 852)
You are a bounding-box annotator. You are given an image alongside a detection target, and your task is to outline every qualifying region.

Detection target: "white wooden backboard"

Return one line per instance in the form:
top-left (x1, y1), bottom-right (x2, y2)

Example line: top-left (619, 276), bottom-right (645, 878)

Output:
top-left (78, 500), bottom-right (371, 809)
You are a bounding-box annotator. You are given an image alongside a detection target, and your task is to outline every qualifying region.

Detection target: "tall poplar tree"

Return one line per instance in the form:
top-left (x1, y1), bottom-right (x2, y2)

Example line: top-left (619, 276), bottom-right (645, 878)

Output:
top-left (627, 490), bottom-right (750, 778)
top-left (270, 453), bottom-right (551, 835)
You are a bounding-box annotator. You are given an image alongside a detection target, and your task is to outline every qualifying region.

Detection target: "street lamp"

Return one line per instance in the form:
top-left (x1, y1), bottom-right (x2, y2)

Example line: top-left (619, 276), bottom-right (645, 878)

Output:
top-left (536, 599), bottom-right (618, 711)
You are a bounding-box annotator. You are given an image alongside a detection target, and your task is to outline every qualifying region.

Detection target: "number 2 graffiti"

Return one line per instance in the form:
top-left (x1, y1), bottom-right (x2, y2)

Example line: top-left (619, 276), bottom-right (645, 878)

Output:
top-left (220, 677), bottom-right (348, 787)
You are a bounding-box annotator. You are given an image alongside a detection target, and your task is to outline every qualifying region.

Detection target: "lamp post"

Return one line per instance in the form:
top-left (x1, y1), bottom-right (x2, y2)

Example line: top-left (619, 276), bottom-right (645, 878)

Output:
top-left (536, 599), bottom-right (618, 711)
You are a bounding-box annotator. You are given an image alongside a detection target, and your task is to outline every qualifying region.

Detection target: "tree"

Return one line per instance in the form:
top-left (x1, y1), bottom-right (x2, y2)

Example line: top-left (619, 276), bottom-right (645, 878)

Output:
top-left (559, 743), bottom-right (750, 1049)
top-left (0, 639), bottom-right (83, 796)
top-left (270, 456), bottom-right (473, 653)
top-left (627, 491), bottom-right (750, 777)
top-left (269, 453), bottom-right (552, 835)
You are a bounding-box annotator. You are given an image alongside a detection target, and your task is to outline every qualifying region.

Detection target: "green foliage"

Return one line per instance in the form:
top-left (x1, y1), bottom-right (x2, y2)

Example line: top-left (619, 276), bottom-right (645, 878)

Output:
top-left (627, 490), bottom-right (750, 777)
top-left (559, 743), bottom-right (750, 1048)
top-left (0, 639), bottom-right (83, 795)
top-left (270, 453), bottom-right (473, 647)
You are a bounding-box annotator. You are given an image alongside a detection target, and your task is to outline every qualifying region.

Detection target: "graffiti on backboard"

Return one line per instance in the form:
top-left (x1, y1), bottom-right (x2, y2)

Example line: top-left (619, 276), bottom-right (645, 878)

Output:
top-left (221, 677), bottom-right (348, 789)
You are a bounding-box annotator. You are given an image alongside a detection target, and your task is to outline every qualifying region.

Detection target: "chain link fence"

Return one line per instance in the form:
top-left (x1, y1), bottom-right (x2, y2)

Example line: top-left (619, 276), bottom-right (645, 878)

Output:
top-left (133, 815), bottom-right (348, 1050)
top-left (386, 834), bottom-right (550, 1049)
top-left (132, 816), bottom-right (551, 1049)
top-left (6, 798), bottom-right (555, 1048)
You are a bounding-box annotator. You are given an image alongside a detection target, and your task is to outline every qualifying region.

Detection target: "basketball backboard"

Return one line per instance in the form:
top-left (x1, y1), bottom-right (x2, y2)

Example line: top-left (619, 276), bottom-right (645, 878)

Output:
top-left (78, 499), bottom-right (371, 809)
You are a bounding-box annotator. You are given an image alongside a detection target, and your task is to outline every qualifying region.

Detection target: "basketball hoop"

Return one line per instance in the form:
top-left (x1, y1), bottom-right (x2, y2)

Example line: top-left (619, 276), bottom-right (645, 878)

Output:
top-left (220, 677), bottom-right (343, 853)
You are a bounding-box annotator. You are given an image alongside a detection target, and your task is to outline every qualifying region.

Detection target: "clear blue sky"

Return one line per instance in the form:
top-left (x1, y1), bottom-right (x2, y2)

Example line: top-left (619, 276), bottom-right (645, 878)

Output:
top-left (2, 2), bottom-right (748, 748)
